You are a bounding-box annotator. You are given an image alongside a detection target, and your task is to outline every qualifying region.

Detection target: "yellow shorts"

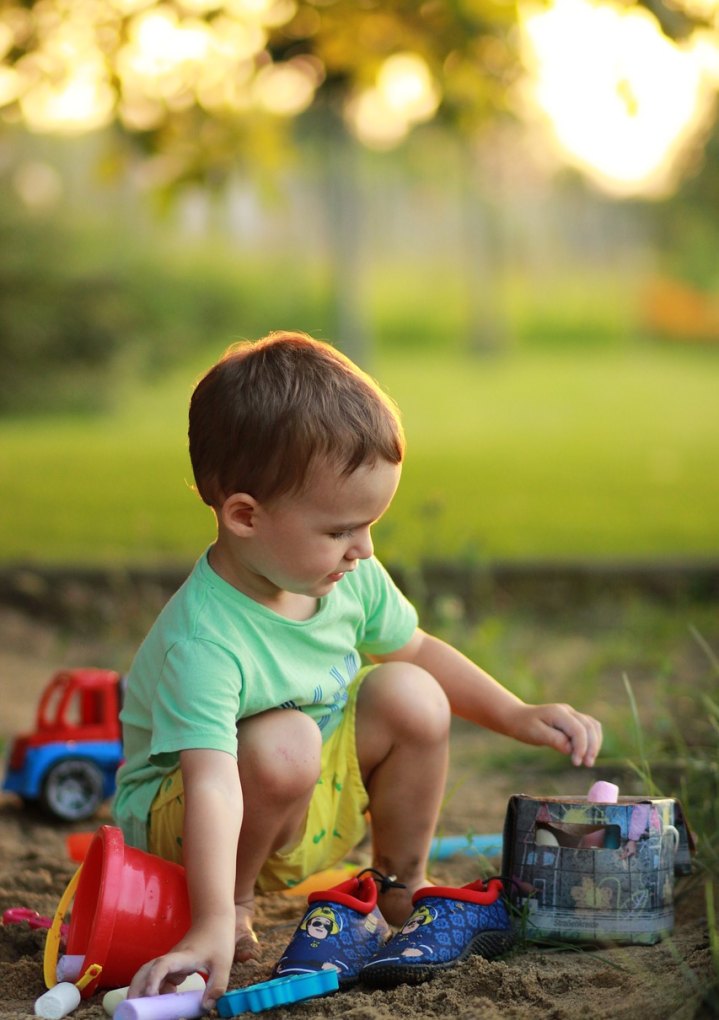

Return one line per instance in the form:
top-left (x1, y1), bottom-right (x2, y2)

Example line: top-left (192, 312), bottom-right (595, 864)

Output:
top-left (148, 667), bottom-right (371, 892)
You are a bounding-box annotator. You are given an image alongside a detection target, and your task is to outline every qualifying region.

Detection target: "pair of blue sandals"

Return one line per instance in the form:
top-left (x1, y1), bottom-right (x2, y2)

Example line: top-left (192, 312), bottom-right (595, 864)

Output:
top-left (272, 868), bottom-right (514, 989)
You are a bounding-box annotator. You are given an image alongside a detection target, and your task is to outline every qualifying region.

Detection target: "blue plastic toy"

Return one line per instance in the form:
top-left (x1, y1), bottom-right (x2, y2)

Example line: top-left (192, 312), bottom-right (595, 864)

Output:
top-left (216, 971), bottom-right (339, 1016)
top-left (429, 833), bottom-right (503, 860)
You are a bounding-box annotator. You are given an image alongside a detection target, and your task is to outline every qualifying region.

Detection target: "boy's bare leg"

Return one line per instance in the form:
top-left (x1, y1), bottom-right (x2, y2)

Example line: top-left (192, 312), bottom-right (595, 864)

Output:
top-left (355, 663), bottom-right (451, 926)
top-left (233, 709), bottom-right (322, 958)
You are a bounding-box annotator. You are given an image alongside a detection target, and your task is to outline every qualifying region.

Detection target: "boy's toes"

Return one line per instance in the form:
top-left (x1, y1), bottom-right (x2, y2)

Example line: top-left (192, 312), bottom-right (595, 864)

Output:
top-left (234, 929), bottom-right (261, 963)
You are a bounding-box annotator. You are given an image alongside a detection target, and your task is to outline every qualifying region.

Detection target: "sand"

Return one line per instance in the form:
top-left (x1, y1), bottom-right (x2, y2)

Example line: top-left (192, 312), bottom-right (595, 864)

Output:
top-left (0, 607), bottom-right (714, 1020)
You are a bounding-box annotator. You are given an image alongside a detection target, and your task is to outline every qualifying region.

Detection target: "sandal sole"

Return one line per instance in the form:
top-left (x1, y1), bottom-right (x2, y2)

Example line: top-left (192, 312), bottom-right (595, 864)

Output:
top-left (361, 928), bottom-right (515, 988)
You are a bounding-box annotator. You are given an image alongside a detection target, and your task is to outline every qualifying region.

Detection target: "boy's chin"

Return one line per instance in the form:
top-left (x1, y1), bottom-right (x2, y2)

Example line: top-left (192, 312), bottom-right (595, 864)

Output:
top-left (312, 574), bottom-right (344, 595)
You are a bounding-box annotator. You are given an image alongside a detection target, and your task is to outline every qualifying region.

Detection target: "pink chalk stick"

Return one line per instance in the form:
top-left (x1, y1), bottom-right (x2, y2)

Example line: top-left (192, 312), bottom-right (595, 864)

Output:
top-left (587, 781), bottom-right (619, 803)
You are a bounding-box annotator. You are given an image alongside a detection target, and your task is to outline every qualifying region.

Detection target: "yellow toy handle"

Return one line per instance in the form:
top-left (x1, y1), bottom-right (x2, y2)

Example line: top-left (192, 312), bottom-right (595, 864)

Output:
top-left (43, 864), bottom-right (82, 989)
top-left (75, 963), bottom-right (103, 991)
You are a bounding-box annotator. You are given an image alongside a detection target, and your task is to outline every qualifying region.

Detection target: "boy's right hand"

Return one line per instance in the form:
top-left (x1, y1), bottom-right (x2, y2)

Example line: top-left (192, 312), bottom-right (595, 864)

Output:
top-left (127, 913), bottom-right (236, 1010)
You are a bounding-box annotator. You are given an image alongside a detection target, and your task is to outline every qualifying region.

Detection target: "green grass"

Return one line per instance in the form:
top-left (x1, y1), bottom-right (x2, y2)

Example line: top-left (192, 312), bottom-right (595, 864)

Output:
top-left (1, 345), bottom-right (718, 565)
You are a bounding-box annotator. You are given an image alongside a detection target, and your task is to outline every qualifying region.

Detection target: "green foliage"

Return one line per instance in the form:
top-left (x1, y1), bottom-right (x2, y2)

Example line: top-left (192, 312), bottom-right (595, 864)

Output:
top-left (654, 113), bottom-right (719, 293)
top-left (0, 206), bottom-right (124, 412)
top-left (621, 633), bottom-right (719, 1010)
top-left (0, 203), bottom-right (330, 413)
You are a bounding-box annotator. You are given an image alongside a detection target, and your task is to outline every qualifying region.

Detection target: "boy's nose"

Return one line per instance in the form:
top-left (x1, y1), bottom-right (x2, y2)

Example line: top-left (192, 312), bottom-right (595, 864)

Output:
top-left (348, 529), bottom-right (373, 561)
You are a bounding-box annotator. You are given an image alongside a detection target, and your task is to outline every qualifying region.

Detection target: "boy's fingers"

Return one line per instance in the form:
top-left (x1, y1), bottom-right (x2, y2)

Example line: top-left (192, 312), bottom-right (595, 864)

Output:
top-left (584, 717), bottom-right (603, 766)
top-left (541, 704), bottom-right (601, 767)
top-left (128, 953), bottom-right (201, 999)
top-left (567, 712), bottom-right (602, 767)
top-left (203, 964), bottom-right (232, 1010)
top-left (567, 717), bottom-right (589, 767)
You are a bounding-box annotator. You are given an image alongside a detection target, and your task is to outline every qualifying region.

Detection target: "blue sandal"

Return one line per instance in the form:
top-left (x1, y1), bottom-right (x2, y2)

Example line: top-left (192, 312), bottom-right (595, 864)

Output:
top-left (360, 877), bottom-right (514, 987)
top-left (272, 870), bottom-right (396, 987)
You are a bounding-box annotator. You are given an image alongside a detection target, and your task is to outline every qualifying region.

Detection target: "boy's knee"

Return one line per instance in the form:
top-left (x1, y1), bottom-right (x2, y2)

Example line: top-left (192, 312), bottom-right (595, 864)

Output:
top-left (360, 662), bottom-right (451, 744)
top-left (237, 708), bottom-right (322, 800)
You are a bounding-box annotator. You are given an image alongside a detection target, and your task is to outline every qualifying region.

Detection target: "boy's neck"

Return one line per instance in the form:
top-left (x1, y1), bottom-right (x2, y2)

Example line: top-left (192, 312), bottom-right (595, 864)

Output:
top-left (207, 542), bottom-right (318, 621)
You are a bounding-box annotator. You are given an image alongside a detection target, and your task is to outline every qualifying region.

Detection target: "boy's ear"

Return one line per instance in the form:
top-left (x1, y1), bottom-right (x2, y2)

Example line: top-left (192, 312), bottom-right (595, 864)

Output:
top-left (219, 492), bottom-right (259, 537)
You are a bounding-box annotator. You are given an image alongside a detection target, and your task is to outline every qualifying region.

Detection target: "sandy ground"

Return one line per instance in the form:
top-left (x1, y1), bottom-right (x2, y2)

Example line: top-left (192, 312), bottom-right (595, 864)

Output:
top-left (0, 607), bottom-right (715, 1020)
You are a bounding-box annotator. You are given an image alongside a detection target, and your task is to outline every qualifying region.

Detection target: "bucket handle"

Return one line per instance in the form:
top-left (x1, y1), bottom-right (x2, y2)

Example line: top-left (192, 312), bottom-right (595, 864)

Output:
top-left (44, 863), bottom-right (81, 988)
top-left (44, 863), bottom-right (104, 995)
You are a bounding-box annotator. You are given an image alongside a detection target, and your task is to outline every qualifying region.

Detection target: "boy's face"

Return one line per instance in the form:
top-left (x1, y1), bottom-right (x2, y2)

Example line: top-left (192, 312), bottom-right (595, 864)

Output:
top-left (245, 458), bottom-right (401, 599)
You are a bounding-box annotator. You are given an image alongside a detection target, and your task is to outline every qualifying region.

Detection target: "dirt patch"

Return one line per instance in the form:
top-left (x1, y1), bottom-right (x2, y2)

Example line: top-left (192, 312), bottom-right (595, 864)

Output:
top-left (0, 608), bottom-right (714, 1020)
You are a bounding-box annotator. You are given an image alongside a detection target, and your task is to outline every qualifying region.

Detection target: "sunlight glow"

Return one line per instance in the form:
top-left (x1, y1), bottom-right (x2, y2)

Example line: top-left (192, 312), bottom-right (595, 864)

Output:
top-left (252, 56), bottom-right (322, 116)
top-left (225, 0), bottom-right (297, 27)
top-left (378, 52), bottom-right (440, 122)
top-left (13, 160), bottom-right (63, 208)
top-left (119, 9), bottom-right (212, 87)
top-left (0, 0), bottom-right (299, 134)
top-left (115, 6), bottom-right (268, 124)
top-left (2, 0), bottom-right (718, 175)
top-left (520, 0), bottom-right (719, 196)
top-left (20, 74), bottom-right (115, 133)
top-left (673, 0), bottom-right (719, 20)
top-left (346, 51), bottom-right (440, 149)
top-left (16, 14), bottom-right (115, 133)
top-left (0, 66), bottom-right (21, 108)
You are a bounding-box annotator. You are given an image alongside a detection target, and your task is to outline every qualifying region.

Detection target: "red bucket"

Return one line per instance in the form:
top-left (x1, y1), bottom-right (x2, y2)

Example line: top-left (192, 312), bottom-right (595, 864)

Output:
top-left (45, 825), bottom-right (190, 997)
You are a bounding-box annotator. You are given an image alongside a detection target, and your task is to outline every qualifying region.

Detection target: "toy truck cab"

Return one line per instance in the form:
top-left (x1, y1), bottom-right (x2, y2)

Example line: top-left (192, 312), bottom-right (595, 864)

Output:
top-left (2, 668), bottom-right (124, 822)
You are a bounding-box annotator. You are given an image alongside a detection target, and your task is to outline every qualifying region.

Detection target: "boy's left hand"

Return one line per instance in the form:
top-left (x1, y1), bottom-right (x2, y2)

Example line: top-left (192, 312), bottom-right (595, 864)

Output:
top-left (510, 703), bottom-right (602, 767)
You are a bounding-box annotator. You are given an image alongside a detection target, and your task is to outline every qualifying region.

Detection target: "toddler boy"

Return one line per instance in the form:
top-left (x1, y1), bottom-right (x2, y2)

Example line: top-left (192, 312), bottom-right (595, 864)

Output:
top-left (114, 331), bottom-right (601, 1007)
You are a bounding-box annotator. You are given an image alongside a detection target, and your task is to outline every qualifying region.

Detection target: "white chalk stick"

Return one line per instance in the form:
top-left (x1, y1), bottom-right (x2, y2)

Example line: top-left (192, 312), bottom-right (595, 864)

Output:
top-left (103, 974), bottom-right (206, 1018)
top-left (103, 987), bottom-right (130, 1017)
top-left (535, 826), bottom-right (560, 847)
top-left (34, 982), bottom-right (81, 1020)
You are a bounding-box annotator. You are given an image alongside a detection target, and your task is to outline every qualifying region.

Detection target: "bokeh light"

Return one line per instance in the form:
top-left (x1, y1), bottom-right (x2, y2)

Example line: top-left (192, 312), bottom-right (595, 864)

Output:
top-left (346, 51), bottom-right (440, 149)
top-left (520, 0), bottom-right (719, 196)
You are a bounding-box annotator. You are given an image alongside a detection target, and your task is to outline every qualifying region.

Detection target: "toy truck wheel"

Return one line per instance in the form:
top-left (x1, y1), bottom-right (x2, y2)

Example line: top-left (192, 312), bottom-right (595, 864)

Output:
top-left (40, 758), bottom-right (105, 821)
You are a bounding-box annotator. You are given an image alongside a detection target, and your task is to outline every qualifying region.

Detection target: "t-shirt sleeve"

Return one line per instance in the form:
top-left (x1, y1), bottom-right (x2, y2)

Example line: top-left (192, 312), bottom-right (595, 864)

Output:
top-left (354, 557), bottom-right (418, 655)
top-left (149, 639), bottom-right (243, 766)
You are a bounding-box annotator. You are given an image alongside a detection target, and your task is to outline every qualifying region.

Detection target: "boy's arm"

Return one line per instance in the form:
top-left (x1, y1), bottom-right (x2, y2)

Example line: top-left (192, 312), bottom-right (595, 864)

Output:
top-left (372, 628), bottom-right (601, 767)
top-left (128, 747), bottom-right (241, 1009)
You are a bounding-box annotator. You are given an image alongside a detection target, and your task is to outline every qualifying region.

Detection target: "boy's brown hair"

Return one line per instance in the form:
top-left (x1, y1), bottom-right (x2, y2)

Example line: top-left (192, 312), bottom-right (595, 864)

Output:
top-left (189, 331), bottom-right (405, 507)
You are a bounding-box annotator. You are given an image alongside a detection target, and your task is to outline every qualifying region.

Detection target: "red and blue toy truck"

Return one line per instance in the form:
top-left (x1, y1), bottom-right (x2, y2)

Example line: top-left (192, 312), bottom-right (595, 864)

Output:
top-left (2, 668), bottom-right (123, 822)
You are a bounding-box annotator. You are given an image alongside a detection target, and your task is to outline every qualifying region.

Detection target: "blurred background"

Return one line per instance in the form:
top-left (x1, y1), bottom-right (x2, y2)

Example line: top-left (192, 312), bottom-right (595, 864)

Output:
top-left (0, 0), bottom-right (718, 569)
top-left (0, 7), bottom-right (717, 983)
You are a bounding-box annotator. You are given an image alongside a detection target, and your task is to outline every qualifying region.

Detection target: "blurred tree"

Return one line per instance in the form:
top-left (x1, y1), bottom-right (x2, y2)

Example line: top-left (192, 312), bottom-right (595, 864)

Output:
top-left (1, 0), bottom-right (717, 366)
top-left (654, 108), bottom-right (719, 291)
top-left (1, 1), bottom-right (715, 175)
top-left (0, 1), bottom-right (520, 181)
top-left (0, 0), bottom-right (527, 361)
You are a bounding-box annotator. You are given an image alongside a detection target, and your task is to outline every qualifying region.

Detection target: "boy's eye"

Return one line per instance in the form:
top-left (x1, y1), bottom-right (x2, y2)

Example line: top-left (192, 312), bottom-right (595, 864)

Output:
top-left (330, 530), bottom-right (354, 540)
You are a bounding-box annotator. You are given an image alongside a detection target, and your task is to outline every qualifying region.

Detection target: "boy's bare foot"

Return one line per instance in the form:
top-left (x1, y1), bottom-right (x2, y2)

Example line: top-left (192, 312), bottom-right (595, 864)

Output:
top-left (377, 878), bottom-right (433, 928)
top-left (377, 887), bottom-right (413, 927)
top-left (372, 857), bottom-right (432, 927)
top-left (234, 899), bottom-right (261, 962)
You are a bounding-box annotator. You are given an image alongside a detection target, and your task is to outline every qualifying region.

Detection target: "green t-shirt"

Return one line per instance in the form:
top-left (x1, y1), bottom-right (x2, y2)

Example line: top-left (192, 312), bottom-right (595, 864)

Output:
top-left (113, 551), bottom-right (418, 849)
